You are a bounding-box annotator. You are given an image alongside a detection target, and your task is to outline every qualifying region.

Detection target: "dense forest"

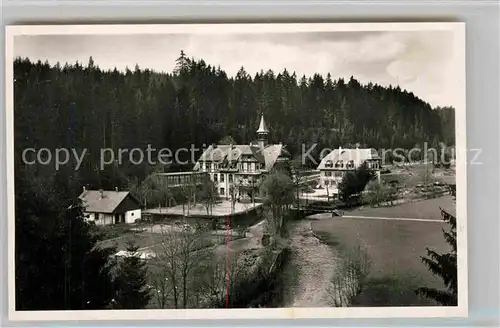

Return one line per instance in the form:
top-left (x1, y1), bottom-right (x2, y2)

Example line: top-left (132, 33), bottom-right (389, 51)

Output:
top-left (14, 52), bottom-right (455, 198)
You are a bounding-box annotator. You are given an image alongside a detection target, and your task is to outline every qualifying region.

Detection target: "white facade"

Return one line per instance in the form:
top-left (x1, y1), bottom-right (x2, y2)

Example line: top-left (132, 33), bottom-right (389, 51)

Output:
top-left (84, 213), bottom-right (115, 225)
top-left (209, 170), bottom-right (262, 199)
top-left (194, 115), bottom-right (289, 200)
top-left (317, 147), bottom-right (382, 195)
top-left (84, 210), bottom-right (141, 225)
top-left (125, 209), bottom-right (141, 224)
top-left (79, 189), bottom-right (143, 225)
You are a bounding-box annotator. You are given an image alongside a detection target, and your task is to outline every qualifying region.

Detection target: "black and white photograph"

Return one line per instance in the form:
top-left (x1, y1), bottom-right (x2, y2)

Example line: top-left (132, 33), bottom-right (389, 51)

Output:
top-left (6, 23), bottom-right (467, 320)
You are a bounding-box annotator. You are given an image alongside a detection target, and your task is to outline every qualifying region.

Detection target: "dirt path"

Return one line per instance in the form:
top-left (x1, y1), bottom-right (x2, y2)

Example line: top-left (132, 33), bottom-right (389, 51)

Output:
top-left (289, 219), bottom-right (338, 307)
top-left (213, 219), bottom-right (265, 256)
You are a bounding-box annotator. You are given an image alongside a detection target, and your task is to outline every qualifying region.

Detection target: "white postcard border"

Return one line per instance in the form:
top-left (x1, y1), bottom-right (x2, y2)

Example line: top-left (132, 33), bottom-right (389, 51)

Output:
top-left (5, 22), bottom-right (467, 321)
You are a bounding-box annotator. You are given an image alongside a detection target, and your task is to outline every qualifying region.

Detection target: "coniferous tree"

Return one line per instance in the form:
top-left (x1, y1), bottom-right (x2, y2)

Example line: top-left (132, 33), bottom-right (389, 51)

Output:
top-left (114, 240), bottom-right (151, 309)
top-left (338, 162), bottom-right (375, 202)
top-left (14, 55), bottom-right (455, 199)
top-left (15, 173), bottom-right (116, 310)
top-left (415, 208), bottom-right (458, 306)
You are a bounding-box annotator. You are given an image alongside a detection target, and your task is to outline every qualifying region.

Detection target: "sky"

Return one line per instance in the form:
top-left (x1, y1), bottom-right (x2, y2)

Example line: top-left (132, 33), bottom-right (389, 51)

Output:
top-left (14, 30), bottom-right (458, 108)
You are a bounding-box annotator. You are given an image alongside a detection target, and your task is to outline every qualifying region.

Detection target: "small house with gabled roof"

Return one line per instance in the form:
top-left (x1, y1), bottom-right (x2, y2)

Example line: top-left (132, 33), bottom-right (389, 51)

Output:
top-left (78, 187), bottom-right (142, 225)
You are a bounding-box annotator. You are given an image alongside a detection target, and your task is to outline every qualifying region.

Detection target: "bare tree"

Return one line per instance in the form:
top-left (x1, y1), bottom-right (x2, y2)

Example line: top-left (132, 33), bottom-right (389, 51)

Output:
top-left (195, 250), bottom-right (251, 308)
top-left (229, 184), bottom-right (239, 214)
top-left (156, 225), bottom-right (214, 308)
top-left (149, 268), bottom-right (171, 309)
top-left (259, 170), bottom-right (295, 237)
top-left (176, 183), bottom-right (196, 216)
top-left (199, 179), bottom-right (219, 216)
top-left (330, 245), bottom-right (371, 307)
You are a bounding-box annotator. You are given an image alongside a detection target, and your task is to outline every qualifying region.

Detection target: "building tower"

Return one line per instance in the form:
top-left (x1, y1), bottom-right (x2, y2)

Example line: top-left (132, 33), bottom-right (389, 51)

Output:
top-left (256, 114), bottom-right (269, 149)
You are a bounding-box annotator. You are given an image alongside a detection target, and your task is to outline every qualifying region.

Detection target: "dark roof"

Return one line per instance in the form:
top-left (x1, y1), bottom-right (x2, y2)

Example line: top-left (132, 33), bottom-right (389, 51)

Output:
top-left (194, 143), bottom-right (288, 171)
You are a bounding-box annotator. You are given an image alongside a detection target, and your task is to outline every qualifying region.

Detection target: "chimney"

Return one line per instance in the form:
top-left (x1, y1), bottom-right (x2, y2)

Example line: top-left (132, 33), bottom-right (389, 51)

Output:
top-left (115, 186), bottom-right (118, 192)
top-left (99, 189), bottom-right (104, 199)
top-left (82, 186), bottom-right (86, 192)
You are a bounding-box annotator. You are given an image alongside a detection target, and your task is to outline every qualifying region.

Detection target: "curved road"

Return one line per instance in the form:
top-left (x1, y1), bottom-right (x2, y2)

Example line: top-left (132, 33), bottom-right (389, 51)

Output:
top-left (289, 218), bottom-right (338, 308)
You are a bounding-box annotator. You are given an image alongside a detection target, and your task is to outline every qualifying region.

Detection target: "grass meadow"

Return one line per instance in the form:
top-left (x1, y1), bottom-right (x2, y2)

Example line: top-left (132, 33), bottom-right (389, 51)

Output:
top-left (311, 196), bottom-right (455, 306)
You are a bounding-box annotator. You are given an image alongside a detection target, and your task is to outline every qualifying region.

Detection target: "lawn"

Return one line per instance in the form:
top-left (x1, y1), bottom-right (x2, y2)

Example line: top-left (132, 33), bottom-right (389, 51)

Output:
top-left (98, 231), bottom-right (165, 251)
top-left (311, 196), bottom-right (455, 306)
top-left (381, 163), bottom-right (456, 189)
top-left (345, 195), bottom-right (456, 219)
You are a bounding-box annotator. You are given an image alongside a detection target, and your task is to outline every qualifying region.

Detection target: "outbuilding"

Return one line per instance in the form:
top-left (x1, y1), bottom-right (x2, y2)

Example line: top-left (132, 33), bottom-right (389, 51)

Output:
top-left (78, 188), bottom-right (142, 225)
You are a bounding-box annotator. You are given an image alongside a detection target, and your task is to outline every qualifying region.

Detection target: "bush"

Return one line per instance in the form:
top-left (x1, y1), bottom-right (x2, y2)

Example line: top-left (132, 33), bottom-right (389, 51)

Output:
top-left (330, 245), bottom-right (371, 307)
top-left (338, 162), bottom-right (375, 202)
top-left (364, 180), bottom-right (398, 207)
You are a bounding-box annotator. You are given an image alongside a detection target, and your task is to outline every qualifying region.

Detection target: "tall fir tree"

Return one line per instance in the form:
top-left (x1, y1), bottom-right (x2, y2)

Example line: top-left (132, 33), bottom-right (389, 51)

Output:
top-left (14, 55), bottom-right (455, 198)
top-left (415, 207), bottom-right (458, 306)
top-left (114, 240), bottom-right (151, 309)
top-left (15, 173), bottom-right (116, 310)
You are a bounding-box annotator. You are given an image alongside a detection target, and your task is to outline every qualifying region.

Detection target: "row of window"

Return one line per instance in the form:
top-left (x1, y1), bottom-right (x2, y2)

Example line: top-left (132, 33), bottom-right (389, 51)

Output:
top-left (324, 171), bottom-right (343, 177)
top-left (323, 180), bottom-right (338, 186)
top-left (211, 173), bottom-right (258, 186)
top-left (162, 173), bottom-right (205, 185)
top-left (213, 173), bottom-right (232, 183)
top-left (324, 160), bottom-right (380, 169)
top-left (201, 161), bottom-right (263, 172)
top-left (324, 160), bottom-right (356, 169)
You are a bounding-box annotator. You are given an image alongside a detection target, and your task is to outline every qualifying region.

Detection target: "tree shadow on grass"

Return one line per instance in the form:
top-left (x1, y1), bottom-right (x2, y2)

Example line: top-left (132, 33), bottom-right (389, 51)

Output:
top-left (351, 275), bottom-right (435, 307)
top-left (313, 230), bottom-right (341, 247)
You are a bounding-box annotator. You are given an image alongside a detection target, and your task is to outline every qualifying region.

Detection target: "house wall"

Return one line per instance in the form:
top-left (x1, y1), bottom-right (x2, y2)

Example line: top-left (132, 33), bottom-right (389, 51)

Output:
top-left (211, 172), bottom-right (232, 199)
top-left (319, 170), bottom-right (344, 191)
top-left (84, 209), bottom-right (140, 226)
top-left (319, 166), bottom-right (382, 192)
top-left (125, 209), bottom-right (141, 224)
top-left (114, 195), bottom-right (142, 214)
top-left (92, 213), bottom-right (114, 225)
top-left (84, 212), bottom-right (95, 222)
top-left (208, 172), bottom-right (264, 200)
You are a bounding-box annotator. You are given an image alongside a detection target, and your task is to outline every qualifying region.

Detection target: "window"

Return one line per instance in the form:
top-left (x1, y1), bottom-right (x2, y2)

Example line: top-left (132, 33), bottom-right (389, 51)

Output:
top-left (325, 171), bottom-right (332, 177)
top-left (335, 160), bottom-right (343, 168)
top-left (229, 174), bottom-right (233, 183)
top-left (325, 160), bottom-right (333, 168)
top-left (131, 212), bottom-right (134, 216)
top-left (346, 160), bottom-right (355, 169)
top-left (214, 174), bottom-right (218, 182)
top-left (220, 187), bottom-right (225, 195)
top-left (221, 174), bottom-right (225, 182)
top-left (325, 180), bottom-right (329, 186)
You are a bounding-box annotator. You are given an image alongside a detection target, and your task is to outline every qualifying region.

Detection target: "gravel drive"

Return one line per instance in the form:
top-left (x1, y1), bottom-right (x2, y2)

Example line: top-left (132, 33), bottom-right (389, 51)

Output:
top-left (290, 219), bottom-right (338, 307)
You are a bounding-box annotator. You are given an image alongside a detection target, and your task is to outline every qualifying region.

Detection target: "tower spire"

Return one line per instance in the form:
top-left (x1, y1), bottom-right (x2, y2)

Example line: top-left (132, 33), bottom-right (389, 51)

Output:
top-left (256, 114), bottom-right (269, 135)
top-left (256, 114), bottom-right (269, 149)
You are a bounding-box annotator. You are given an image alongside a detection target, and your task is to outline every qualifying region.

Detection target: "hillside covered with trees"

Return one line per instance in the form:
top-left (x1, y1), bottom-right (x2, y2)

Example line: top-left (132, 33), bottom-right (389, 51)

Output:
top-left (14, 53), bottom-right (455, 197)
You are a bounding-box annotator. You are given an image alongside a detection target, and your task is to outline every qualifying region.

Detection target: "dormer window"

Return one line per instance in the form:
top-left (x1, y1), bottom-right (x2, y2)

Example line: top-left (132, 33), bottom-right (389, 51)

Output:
top-left (346, 160), bottom-right (355, 169)
top-left (325, 160), bottom-right (333, 168)
top-left (335, 160), bottom-right (343, 168)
